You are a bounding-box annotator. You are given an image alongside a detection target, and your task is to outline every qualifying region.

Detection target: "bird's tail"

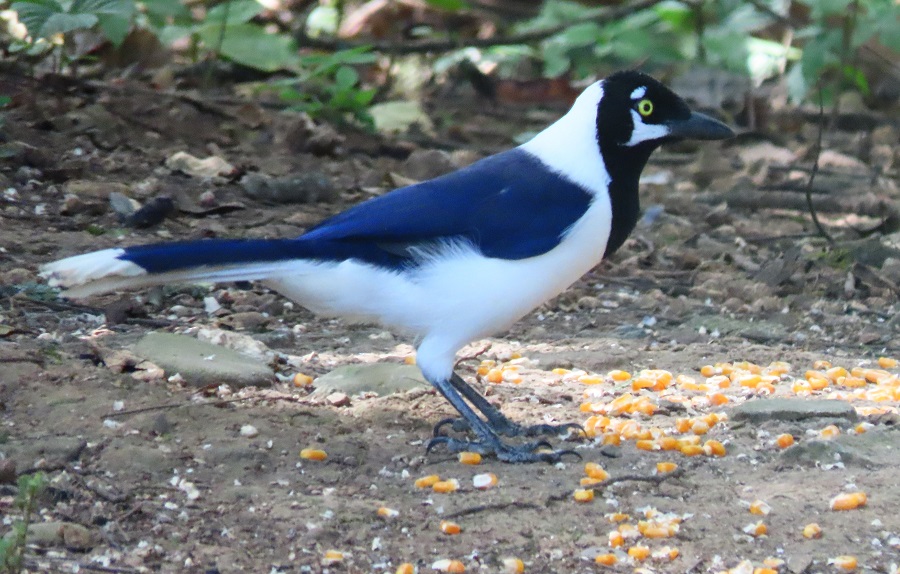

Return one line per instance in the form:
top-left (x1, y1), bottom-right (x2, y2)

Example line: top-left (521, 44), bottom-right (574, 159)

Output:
top-left (40, 239), bottom-right (321, 299)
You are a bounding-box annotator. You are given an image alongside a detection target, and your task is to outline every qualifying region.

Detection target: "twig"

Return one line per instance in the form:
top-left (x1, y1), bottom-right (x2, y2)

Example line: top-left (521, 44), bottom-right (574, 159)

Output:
top-left (296, 0), bottom-right (664, 54)
top-left (805, 96), bottom-right (835, 245)
top-left (444, 501), bottom-right (541, 519)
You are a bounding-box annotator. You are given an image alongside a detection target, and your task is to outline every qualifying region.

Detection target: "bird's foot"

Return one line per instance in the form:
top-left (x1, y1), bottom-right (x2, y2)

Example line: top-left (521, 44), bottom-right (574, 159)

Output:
top-left (433, 417), bottom-right (584, 439)
top-left (426, 435), bottom-right (581, 464)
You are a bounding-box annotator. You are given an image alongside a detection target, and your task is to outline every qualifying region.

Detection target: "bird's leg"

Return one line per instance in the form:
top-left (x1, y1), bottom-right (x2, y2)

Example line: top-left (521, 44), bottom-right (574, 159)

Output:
top-left (425, 374), bottom-right (579, 463)
top-left (432, 372), bottom-right (584, 439)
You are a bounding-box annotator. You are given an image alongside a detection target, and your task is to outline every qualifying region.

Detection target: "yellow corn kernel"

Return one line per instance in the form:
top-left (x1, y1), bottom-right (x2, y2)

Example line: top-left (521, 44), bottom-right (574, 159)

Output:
top-left (656, 461), bottom-right (678, 474)
top-left (628, 545), bottom-right (651, 561)
top-left (749, 500), bottom-right (771, 516)
top-left (608, 531), bottom-right (625, 547)
top-left (878, 357), bottom-right (898, 368)
top-left (323, 550), bottom-right (344, 564)
top-left (432, 479), bottom-right (460, 494)
top-left (840, 375), bottom-right (867, 388)
top-left (404, 355), bottom-right (416, 365)
top-left (595, 553), bottom-right (618, 566)
top-left (700, 365), bottom-right (718, 377)
top-left (658, 436), bottom-right (678, 451)
top-left (828, 556), bottom-right (858, 571)
top-left (864, 368), bottom-right (891, 383)
top-left (680, 444), bottom-right (703, 456)
top-left (574, 489), bottom-right (595, 502)
top-left (820, 424), bottom-right (840, 439)
top-left (716, 362), bottom-right (734, 375)
top-left (753, 569), bottom-right (778, 574)
top-left (652, 546), bottom-right (680, 561)
top-left (702, 411), bottom-right (721, 426)
top-left (813, 360), bottom-right (832, 370)
top-left (830, 492), bottom-right (866, 511)
top-left (635, 439), bottom-right (656, 451)
top-left (377, 507), bottom-right (399, 519)
top-left (618, 523), bottom-right (640, 538)
top-left (472, 472), bottom-right (498, 490)
top-left (763, 557), bottom-right (785, 568)
top-left (678, 435), bottom-right (701, 446)
top-left (440, 520), bottom-right (461, 535)
top-left (551, 367), bottom-right (570, 375)
top-left (300, 448), bottom-right (327, 461)
top-left (580, 477), bottom-right (604, 487)
top-left (501, 557), bottom-right (524, 574)
top-left (736, 373), bottom-right (762, 388)
top-left (825, 366), bottom-right (848, 382)
top-left (414, 474), bottom-right (440, 488)
top-left (743, 521), bottom-right (767, 537)
top-left (601, 433), bottom-right (621, 446)
top-left (606, 512), bottom-right (630, 522)
top-left (579, 374), bottom-right (604, 385)
top-left (638, 521), bottom-right (673, 538)
top-left (708, 375), bottom-right (731, 388)
top-left (709, 392), bottom-right (730, 405)
top-left (704, 440), bottom-right (726, 457)
top-left (585, 462), bottom-right (610, 480)
top-left (458, 452), bottom-right (482, 465)
top-left (674, 418), bottom-right (692, 434)
top-left (766, 361), bottom-right (791, 376)
top-left (609, 369), bottom-right (631, 381)
top-left (485, 368), bottom-right (503, 383)
top-left (293, 373), bottom-right (314, 387)
top-left (775, 433), bottom-right (795, 448)
top-left (432, 559), bottom-right (465, 573)
top-left (632, 378), bottom-right (654, 391)
top-left (396, 563), bottom-right (415, 574)
top-left (802, 523), bottom-right (822, 539)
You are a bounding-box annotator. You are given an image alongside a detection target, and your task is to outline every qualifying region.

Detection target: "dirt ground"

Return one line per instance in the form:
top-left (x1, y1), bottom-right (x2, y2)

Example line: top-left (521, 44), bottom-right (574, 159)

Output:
top-left (0, 71), bottom-right (898, 574)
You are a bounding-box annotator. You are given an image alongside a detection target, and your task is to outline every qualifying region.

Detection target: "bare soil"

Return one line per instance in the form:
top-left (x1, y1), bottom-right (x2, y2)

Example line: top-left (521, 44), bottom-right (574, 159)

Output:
top-left (0, 72), bottom-right (898, 573)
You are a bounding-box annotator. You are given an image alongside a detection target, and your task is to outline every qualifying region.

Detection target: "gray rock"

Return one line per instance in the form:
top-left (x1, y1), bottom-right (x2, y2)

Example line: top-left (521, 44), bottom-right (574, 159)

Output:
top-left (731, 398), bottom-right (857, 423)
top-left (778, 429), bottom-right (897, 468)
top-left (4, 522), bottom-right (95, 550)
top-left (98, 443), bottom-right (173, 477)
top-left (312, 363), bottom-right (428, 397)
top-left (133, 332), bottom-right (274, 388)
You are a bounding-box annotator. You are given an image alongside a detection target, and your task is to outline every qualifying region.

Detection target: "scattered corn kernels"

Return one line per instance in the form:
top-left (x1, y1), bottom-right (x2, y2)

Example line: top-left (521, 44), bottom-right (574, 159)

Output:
top-left (802, 523), bottom-right (823, 539)
top-left (300, 448), bottom-right (327, 461)
top-left (878, 357), bottom-right (897, 368)
top-left (396, 563), bottom-right (415, 574)
top-left (585, 463), bottom-right (609, 480)
top-left (628, 545), bottom-right (651, 561)
top-left (636, 439), bottom-right (656, 451)
top-left (828, 556), bottom-right (858, 571)
top-left (323, 550), bottom-right (344, 564)
top-left (292, 373), bottom-right (314, 387)
top-left (656, 462), bottom-right (678, 474)
top-left (432, 559), bottom-right (465, 573)
top-left (704, 439), bottom-right (726, 457)
top-left (743, 521), bottom-right (768, 537)
top-left (595, 553), bottom-right (618, 566)
top-left (415, 475), bottom-right (441, 489)
top-left (748, 500), bottom-right (771, 516)
top-left (608, 531), bottom-right (625, 547)
top-left (573, 489), bottom-right (594, 502)
top-left (473, 473), bottom-right (498, 490)
top-left (776, 434), bottom-right (795, 449)
top-left (680, 444), bottom-right (704, 456)
top-left (440, 520), bottom-right (461, 535)
top-left (501, 557), bottom-right (524, 574)
top-left (609, 369), bottom-right (631, 381)
top-left (606, 512), bottom-right (630, 523)
top-left (377, 507), bottom-right (399, 519)
top-left (820, 424), bottom-right (841, 439)
top-left (830, 492), bottom-right (866, 511)
top-left (458, 452), bottom-right (482, 465)
top-left (652, 546), bottom-right (680, 561)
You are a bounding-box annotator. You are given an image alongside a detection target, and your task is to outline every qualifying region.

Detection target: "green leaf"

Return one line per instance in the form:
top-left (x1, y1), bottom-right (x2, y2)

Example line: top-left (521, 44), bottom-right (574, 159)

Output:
top-left (206, 0), bottom-right (264, 26)
top-left (12, 0), bottom-right (66, 39)
top-left (140, 0), bottom-right (192, 26)
top-left (333, 65), bottom-right (358, 89)
top-left (199, 22), bottom-right (298, 71)
top-left (422, 0), bottom-right (467, 10)
top-left (40, 11), bottom-right (98, 36)
top-left (71, 0), bottom-right (134, 18)
top-left (96, 13), bottom-right (131, 44)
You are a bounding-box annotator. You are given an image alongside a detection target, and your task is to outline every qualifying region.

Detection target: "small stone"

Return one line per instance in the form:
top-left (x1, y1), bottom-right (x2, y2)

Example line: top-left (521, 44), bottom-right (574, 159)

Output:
top-left (326, 392), bottom-right (351, 407)
top-left (731, 399), bottom-right (857, 423)
top-left (401, 149), bottom-right (458, 181)
top-left (240, 424), bottom-right (259, 438)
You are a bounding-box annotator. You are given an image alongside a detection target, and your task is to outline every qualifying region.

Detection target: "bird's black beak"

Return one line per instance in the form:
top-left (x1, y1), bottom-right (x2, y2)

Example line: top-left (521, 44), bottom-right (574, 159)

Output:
top-left (667, 111), bottom-right (734, 140)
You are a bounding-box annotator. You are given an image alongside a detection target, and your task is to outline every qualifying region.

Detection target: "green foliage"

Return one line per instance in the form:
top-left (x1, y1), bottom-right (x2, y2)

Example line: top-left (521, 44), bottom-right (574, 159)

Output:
top-left (0, 473), bottom-right (47, 574)
top-left (273, 46), bottom-right (378, 126)
top-left (11, 0), bottom-right (134, 44)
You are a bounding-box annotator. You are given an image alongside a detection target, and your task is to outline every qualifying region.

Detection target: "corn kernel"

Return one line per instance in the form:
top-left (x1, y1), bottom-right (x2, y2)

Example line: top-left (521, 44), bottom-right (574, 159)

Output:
top-left (628, 545), bottom-right (650, 561)
top-left (458, 452), bottom-right (482, 465)
top-left (830, 492), bottom-right (866, 511)
top-left (708, 375), bottom-right (731, 388)
top-left (404, 355), bottom-right (416, 365)
top-left (580, 477), bottom-right (604, 487)
top-left (432, 559), bottom-right (465, 573)
top-left (432, 479), bottom-right (460, 493)
top-left (605, 512), bottom-right (630, 522)
top-left (595, 553), bottom-right (618, 566)
top-left (658, 437), bottom-right (679, 451)
top-left (632, 378), bottom-right (654, 391)
top-left (652, 546), bottom-right (679, 561)
top-left (638, 521), bottom-right (672, 538)
top-left (377, 506), bottom-right (399, 518)
top-left (602, 433), bottom-right (621, 446)
top-left (293, 373), bottom-right (314, 387)
top-left (878, 357), bottom-right (898, 368)
top-left (840, 376), bottom-right (867, 388)
top-left (440, 520), bottom-right (461, 535)
top-left (691, 420), bottom-right (710, 435)
top-left (486, 368), bottom-right (503, 383)
top-left (656, 462), bottom-right (678, 474)
top-left (736, 374), bottom-right (762, 388)
top-left (579, 374), bottom-right (604, 385)
top-left (825, 366), bottom-right (848, 382)
top-left (675, 418), bottom-right (692, 433)
top-left (396, 563), bottom-right (415, 574)
top-left (473, 473), bottom-right (498, 490)
top-left (709, 392), bottom-right (730, 405)
top-left (700, 365), bottom-right (718, 377)
top-left (323, 550), bottom-right (344, 564)
top-left (802, 523), bottom-right (822, 539)
top-left (573, 489), bottom-right (594, 502)
top-left (300, 448), bottom-right (327, 461)
top-left (415, 474), bottom-right (440, 488)
top-left (703, 439), bottom-right (726, 457)
top-left (813, 360), bottom-right (832, 370)
top-left (635, 439), bottom-right (656, 451)
top-left (680, 444), bottom-right (703, 456)
top-left (608, 531), bottom-right (625, 547)
top-left (775, 433), bottom-right (795, 448)
top-left (585, 462), bottom-right (610, 480)
top-left (501, 557), bottom-right (524, 574)
top-left (820, 424), bottom-right (840, 439)
top-left (743, 521), bottom-right (767, 537)
top-left (828, 556), bottom-right (858, 571)
top-left (609, 369), bottom-right (631, 381)
top-left (753, 569), bottom-right (778, 574)
top-left (749, 500), bottom-right (771, 516)
top-left (762, 557), bottom-right (785, 568)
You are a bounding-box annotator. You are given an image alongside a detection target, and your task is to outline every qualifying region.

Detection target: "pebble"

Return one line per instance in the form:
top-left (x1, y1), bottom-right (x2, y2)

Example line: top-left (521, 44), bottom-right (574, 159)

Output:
top-left (326, 392), bottom-right (351, 407)
top-left (240, 424), bottom-right (259, 438)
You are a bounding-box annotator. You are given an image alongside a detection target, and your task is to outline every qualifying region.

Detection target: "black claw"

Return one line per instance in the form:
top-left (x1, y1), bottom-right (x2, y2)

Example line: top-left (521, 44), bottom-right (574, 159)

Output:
top-left (522, 422), bottom-right (586, 438)
top-left (432, 417), bottom-right (470, 437)
top-left (426, 435), bottom-right (578, 464)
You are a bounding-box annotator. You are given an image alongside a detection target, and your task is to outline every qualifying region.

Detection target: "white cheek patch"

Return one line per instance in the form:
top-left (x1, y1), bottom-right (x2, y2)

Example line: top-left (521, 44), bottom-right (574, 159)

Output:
top-left (623, 109), bottom-right (670, 146)
top-left (630, 86), bottom-right (647, 100)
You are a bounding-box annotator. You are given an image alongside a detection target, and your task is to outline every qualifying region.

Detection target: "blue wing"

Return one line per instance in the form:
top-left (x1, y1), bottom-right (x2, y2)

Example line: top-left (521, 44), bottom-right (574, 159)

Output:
top-left (299, 148), bottom-right (594, 268)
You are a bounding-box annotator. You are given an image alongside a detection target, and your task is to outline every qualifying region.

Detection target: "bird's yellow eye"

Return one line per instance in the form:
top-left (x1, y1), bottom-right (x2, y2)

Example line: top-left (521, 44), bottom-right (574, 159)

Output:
top-left (637, 99), bottom-right (653, 117)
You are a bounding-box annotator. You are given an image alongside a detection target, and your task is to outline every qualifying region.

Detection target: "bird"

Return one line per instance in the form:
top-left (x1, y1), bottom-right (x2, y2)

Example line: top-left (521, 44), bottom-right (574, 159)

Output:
top-left (41, 70), bottom-right (734, 463)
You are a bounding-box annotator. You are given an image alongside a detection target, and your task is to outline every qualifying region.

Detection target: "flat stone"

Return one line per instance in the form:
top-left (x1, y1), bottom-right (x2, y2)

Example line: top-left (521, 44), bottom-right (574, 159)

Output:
top-left (4, 522), bottom-right (95, 550)
top-left (133, 332), bottom-right (274, 388)
top-left (730, 398), bottom-right (857, 423)
top-left (312, 363), bottom-right (428, 397)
